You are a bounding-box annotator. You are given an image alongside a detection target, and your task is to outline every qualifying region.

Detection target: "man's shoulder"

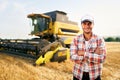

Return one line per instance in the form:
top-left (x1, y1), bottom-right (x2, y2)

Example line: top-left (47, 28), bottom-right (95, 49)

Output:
top-left (77, 34), bottom-right (83, 37)
top-left (92, 33), bottom-right (104, 40)
top-left (73, 34), bottom-right (83, 41)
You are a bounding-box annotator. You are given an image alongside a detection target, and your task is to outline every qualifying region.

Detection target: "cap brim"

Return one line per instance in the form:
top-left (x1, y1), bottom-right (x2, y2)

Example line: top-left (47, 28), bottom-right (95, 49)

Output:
top-left (81, 19), bottom-right (93, 23)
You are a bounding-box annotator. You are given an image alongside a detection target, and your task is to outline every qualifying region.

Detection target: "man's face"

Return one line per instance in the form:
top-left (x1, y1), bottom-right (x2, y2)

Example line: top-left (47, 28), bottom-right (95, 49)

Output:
top-left (81, 21), bottom-right (94, 34)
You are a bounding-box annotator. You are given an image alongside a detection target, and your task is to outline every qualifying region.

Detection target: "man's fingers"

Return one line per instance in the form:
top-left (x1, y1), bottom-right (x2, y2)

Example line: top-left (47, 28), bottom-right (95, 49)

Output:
top-left (75, 60), bottom-right (81, 64)
top-left (78, 51), bottom-right (84, 56)
top-left (95, 47), bottom-right (103, 54)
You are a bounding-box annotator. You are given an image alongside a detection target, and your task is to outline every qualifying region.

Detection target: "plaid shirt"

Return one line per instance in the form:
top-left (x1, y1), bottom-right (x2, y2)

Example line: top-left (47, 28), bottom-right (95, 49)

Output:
top-left (70, 33), bottom-right (106, 80)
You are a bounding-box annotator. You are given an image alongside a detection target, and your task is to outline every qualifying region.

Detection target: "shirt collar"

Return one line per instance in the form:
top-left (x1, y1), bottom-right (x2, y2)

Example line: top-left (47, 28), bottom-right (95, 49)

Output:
top-left (82, 33), bottom-right (96, 42)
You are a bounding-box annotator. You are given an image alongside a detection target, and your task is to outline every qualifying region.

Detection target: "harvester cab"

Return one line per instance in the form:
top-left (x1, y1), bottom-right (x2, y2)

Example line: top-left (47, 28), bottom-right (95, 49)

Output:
top-left (27, 13), bottom-right (52, 38)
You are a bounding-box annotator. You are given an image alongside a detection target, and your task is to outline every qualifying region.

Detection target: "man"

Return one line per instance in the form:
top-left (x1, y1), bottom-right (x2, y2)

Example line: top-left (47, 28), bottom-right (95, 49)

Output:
top-left (70, 15), bottom-right (106, 80)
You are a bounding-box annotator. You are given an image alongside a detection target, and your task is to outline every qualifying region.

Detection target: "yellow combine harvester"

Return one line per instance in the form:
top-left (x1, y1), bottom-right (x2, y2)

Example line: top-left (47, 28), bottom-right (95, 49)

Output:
top-left (0, 10), bottom-right (82, 65)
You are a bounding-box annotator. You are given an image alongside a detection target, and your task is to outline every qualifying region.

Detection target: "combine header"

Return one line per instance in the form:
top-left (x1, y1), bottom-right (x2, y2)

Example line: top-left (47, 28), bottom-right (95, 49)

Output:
top-left (0, 10), bottom-right (82, 65)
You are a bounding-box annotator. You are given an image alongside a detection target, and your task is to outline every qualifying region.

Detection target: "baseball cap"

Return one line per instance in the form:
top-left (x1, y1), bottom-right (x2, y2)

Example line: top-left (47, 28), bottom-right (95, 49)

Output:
top-left (81, 15), bottom-right (94, 23)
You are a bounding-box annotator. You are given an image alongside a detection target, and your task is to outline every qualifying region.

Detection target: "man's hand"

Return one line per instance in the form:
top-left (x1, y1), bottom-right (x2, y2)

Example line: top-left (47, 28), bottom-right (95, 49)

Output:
top-left (95, 47), bottom-right (103, 55)
top-left (74, 60), bottom-right (81, 64)
top-left (78, 50), bottom-right (85, 56)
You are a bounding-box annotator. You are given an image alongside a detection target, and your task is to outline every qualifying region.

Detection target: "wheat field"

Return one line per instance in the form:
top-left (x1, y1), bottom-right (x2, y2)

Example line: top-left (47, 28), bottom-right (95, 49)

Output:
top-left (0, 42), bottom-right (120, 80)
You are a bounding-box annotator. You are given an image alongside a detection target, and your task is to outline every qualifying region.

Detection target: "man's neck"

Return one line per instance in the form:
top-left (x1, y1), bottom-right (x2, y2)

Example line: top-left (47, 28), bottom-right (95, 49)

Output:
top-left (83, 32), bottom-right (92, 41)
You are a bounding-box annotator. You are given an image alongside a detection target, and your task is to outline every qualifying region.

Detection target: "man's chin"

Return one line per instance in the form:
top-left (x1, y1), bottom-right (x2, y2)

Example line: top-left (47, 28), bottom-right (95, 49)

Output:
top-left (84, 31), bottom-right (91, 34)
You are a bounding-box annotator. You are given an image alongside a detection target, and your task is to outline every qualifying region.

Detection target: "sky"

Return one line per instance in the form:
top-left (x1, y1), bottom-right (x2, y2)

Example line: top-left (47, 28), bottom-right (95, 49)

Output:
top-left (0, 0), bottom-right (120, 39)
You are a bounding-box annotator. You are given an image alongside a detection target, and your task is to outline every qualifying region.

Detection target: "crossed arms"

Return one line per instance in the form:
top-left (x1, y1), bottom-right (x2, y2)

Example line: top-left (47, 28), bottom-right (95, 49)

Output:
top-left (70, 38), bottom-right (106, 64)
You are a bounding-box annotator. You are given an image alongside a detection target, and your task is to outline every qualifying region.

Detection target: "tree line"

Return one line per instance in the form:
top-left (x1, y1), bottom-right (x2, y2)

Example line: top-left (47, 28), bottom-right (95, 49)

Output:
top-left (104, 37), bottom-right (120, 42)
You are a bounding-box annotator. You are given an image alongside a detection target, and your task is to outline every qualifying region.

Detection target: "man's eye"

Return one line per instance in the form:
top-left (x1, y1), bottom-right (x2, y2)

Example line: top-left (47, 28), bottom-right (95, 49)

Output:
top-left (88, 23), bottom-right (91, 25)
